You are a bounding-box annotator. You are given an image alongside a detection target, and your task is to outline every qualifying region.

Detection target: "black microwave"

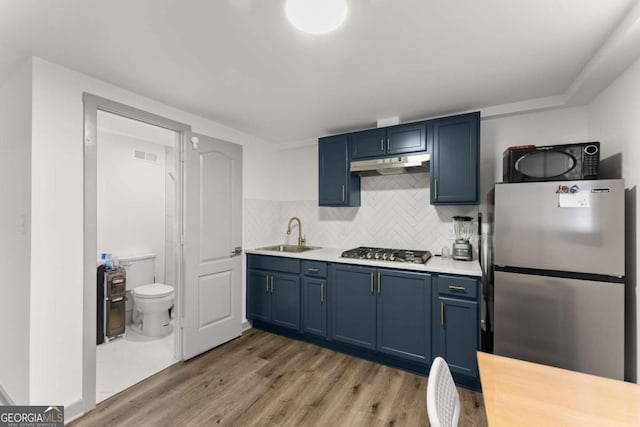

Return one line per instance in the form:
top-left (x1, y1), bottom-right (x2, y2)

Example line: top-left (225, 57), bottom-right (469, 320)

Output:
top-left (503, 142), bottom-right (599, 183)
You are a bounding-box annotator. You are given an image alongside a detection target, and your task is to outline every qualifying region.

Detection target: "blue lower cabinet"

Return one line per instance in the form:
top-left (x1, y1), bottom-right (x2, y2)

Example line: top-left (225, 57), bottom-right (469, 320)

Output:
top-left (302, 277), bottom-right (327, 337)
top-left (247, 269), bottom-right (271, 322)
top-left (330, 264), bottom-right (377, 350)
top-left (437, 296), bottom-right (479, 377)
top-left (271, 273), bottom-right (301, 330)
top-left (330, 265), bottom-right (432, 363)
top-left (377, 269), bottom-right (431, 363)
top-left (246, 255), bottom-right (301, 331)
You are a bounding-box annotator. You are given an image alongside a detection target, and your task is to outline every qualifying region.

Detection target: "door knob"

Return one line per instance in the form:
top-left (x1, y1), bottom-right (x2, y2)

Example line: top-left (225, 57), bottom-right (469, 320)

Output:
top-left (230, 246), bottom-right (242, 256)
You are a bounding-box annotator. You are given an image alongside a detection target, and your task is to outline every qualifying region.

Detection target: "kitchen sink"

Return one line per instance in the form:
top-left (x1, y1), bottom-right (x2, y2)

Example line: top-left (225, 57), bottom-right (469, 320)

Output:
top-left (257, 244), bottom-right (320, 253)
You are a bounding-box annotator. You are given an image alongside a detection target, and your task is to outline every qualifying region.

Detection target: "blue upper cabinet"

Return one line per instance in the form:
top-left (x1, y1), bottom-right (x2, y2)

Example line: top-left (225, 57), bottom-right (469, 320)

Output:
top-left (351, 122), bottom-right (427, 160)
top-left (351, 128), bottom-right (387, 159)
top-left (387, 122), bottom-right (427, 155)
top-left (430, 112), bottom-right (480, 205)
top-left (319, 135), bottom-right (361, 207)
top-left (319, 112), bottom-right (479, 206)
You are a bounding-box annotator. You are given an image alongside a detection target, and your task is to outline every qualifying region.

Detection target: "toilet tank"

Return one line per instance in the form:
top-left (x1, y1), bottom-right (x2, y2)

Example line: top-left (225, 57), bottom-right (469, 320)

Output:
top-left (119, 254), bottom-right (156, 290)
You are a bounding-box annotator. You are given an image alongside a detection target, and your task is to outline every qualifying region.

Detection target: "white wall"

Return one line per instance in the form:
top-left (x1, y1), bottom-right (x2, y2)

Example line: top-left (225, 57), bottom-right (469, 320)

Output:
top-left (272, 144), bottom-right (318, 201)
top-left (28, 57), bottom-right (275, 415)
top-left (97, 130), bottom-right (167, 283)
top-left (588, 56), bottom-right (640, 383)
top-left (0, 58), bottom-right (32, 405)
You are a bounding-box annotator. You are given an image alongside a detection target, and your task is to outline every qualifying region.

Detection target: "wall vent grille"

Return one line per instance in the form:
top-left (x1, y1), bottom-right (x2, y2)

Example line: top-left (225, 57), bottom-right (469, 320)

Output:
top-left (133, 150), bottom-right (158, 163)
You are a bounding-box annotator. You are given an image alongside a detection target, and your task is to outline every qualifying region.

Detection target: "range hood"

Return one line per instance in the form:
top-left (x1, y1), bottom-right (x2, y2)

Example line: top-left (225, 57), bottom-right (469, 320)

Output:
top-left (350, 153), bottom-right (430, 176)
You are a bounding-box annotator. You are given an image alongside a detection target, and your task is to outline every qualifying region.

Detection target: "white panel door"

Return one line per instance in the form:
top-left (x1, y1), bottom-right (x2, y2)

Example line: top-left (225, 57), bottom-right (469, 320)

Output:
top-left (183, 132), bottom-right (242, 360)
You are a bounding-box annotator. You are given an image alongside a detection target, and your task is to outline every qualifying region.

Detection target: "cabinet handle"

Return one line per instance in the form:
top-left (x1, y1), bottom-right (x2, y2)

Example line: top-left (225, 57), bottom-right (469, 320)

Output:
top-left (448, 285), bottom-right (466, 292)
top-left (307, 268), bottom-right (319, 273)
top-left (377, 272), bottom-right (381, 295)
top-left (266, 276), bottom-right (270, 293)
top-left (380, 139), bottom-right (384, 151)
top-left (270, 276), bottom-right (274, 293)
top-left (387, 138), bottom-right (391, 151)
top-left (434, 179), bottom-right (438, 200)
top-left (440, 302), bottom-right (444, 326)
top-left (370, 272), bottom-right (374, 294)
top-left (320, 283), bottom-right (324, 303)
top-left (341, 184), bottom-right (346, 202)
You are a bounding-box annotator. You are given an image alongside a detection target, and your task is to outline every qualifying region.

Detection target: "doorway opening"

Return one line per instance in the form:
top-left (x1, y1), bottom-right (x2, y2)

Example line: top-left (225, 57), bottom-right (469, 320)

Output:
top-left (83, 94), bottom-right (191, 412)
top-left (83, 94), bottom-right (244, 416)
top-left (95, 111), bottom-right (180, 403)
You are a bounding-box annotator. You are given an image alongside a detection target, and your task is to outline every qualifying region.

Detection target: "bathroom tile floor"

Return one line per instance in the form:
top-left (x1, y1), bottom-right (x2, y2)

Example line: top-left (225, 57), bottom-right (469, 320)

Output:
top-left (96, 324), bottom-right (177, 403)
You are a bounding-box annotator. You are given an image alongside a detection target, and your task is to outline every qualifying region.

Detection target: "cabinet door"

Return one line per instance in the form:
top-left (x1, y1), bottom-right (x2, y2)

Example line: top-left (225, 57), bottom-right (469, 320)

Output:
top-left (319, 135), bottom-right (361, 207)
top-left (431, 112), bottom-right (480, 204)
top-left (387, 122), bottom-right (426, 155)
top-left (377, 269), bottom-right (431, 363)
top-left (330, 265), bottom-right (376, 350)
top-left (271, 272), bottom-right (301, 330)
top-left (437, 296), bottom-right (479, 377)
top-left (247, 269), bottom-right (271, 322)
top-left (302, 277), bottom-right (327, 337)
top-left (351, 128), bottom-right (387, 159)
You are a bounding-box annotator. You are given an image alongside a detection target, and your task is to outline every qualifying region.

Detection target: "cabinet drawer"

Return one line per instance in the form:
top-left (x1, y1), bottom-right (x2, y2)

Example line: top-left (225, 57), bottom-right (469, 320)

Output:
top-left (438, 275), bottom-right (478, 299)
top-left (247, 255), bottom-right (300, 274)
top-left (303, 261), bottom-right (327, 277)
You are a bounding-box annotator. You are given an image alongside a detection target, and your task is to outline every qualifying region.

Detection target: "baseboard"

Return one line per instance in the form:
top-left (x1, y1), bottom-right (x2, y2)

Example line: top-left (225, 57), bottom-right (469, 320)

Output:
top-left (241, 319), bottom-right (252, 333)
top-left (0, 383), bottom-right (15, 405)
top-left (63, 399), bottom-right (84, 424)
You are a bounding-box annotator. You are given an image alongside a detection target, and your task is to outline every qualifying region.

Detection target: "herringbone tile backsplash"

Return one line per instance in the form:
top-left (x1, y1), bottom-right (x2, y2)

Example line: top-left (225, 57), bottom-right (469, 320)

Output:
top-left (245, 173), bottom-right (479, 255)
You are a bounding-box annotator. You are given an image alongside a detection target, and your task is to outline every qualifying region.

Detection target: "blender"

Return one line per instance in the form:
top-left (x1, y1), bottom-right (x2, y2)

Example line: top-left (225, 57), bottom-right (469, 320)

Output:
top-left (452, 216), bottom-right (474, 261)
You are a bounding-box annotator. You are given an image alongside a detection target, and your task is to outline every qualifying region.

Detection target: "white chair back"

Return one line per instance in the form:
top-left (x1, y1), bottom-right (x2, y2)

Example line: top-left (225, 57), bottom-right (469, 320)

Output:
top-left (426, 357), bottom-right (460, 427)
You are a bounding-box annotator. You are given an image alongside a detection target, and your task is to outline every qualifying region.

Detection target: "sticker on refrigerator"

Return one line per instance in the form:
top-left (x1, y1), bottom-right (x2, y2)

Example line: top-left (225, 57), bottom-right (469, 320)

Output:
top-left (558, 191), bottom-right (590, 208)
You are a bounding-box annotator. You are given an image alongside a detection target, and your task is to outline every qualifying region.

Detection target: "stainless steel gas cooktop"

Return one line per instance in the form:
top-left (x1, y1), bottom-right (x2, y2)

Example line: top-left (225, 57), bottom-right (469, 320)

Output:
top-left (340, 247), bottom-right (432, 264)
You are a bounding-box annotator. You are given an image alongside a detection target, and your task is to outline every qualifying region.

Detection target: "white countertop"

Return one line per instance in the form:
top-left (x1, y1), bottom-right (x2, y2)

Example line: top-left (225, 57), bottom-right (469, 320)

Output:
top-left (245, 246), bottom-right (482, 277)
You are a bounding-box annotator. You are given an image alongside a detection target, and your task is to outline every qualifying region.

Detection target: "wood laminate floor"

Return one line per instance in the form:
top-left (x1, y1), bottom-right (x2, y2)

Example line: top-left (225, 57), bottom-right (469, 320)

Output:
top-left (70, 329), bottom-right (487, 427)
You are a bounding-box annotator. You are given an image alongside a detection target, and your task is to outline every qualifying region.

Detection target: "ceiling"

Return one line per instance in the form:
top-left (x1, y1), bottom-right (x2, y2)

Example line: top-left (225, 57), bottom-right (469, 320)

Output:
top-left (0, 0), bottom-right (637, 146)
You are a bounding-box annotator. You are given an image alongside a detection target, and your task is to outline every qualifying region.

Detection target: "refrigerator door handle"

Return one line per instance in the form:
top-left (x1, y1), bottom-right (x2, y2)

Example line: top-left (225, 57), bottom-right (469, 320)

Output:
top-left (494, 265), bottom-right (624, 284)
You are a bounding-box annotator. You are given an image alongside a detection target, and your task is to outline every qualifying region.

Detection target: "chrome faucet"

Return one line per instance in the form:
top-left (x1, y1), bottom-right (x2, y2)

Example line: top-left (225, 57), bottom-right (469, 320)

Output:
top-left (286, 216), bottom-right (306, 247)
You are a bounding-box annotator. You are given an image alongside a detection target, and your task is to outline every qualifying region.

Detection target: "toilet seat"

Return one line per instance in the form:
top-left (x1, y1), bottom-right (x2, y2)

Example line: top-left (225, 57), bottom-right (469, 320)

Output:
top-left (133, 283), bottom-right (173, 299)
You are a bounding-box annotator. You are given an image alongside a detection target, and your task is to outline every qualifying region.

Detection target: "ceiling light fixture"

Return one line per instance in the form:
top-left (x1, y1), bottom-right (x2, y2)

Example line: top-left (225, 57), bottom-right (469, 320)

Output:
top-left (285, 0), bottom-right (348, 34)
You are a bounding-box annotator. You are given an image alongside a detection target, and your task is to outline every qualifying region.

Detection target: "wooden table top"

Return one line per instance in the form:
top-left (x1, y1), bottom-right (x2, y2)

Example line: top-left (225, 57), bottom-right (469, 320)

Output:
top-left (477, 352), bottom-right (640, 426)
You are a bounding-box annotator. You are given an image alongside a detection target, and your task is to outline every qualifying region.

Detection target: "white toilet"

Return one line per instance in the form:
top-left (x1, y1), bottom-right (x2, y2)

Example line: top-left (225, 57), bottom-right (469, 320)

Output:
top-left (120, 254), bottom-right (174, 338)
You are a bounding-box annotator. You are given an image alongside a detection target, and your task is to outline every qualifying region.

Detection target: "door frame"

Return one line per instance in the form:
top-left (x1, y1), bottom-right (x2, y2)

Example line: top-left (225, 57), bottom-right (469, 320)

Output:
top-left (82, 93), bottom-right (191, 413)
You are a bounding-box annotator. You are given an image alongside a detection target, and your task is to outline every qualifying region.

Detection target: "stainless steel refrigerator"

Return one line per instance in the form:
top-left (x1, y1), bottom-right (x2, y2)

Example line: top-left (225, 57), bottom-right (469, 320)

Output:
top-left (493, 179), bottom-right (625, 380)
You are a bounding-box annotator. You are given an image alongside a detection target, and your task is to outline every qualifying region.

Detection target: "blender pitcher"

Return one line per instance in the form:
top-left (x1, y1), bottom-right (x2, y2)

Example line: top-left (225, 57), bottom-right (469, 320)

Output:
top-left (452, 216), bottom-right (474, 261)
